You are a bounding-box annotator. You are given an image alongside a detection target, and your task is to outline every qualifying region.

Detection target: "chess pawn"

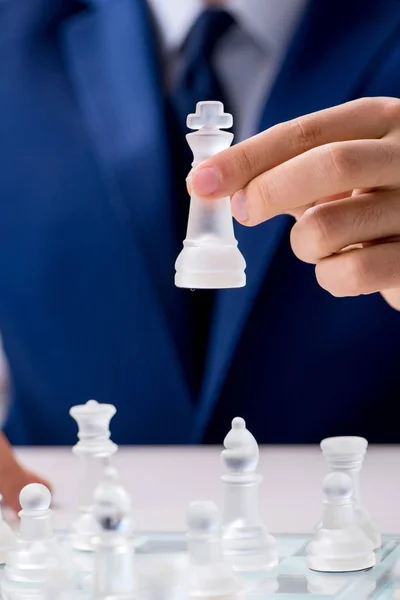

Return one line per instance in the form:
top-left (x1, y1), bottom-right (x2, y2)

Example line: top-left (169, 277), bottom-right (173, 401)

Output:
top-left (3, 484), bottom-right (74, 590)
top-left (186, 500), bottom-right (241, 599)
top-left (306, 472), bottom-right (376, 572)
top-left (320, 436), bottom-right (381, 549)
top-left (69, 399), bottom-right (118, 551)
top-left (0, 494), bottom-right (17, 564)
top-left (175, 101), bottom-right (246, 289)
top-left (220, 417), bottom-right (278, 572)
top-left (92, 467), bottom-right (135, 599)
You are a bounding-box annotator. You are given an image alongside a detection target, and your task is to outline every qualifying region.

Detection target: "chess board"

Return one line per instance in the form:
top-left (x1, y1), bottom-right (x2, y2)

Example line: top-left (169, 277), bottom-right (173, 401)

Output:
top-left (1, 532), bottom-right (397, 599)
top-left (132, 532), bottom-right (400, 599)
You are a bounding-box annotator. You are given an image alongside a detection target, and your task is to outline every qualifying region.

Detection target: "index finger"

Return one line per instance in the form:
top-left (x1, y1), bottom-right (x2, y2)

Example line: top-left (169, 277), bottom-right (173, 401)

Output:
top-left (187, 97), bottom-right (393, 199)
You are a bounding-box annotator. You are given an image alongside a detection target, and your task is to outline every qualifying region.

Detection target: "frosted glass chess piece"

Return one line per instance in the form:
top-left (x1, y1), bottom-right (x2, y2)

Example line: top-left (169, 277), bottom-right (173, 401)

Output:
top-left (91, 467), bottom-right (135, 599)
top-left (69, 399), bottom-right (118, 551)
top-left (2, 484), bottom-right (74, 593)
top-left (220, 417), bottom-right (278, 572)
top-left (186, 500), bottom-right (241, 599)
top-left (320, 436), bottom-right (381, 549)
top-left (0, 493), bottom-right (17, 564)
top-left (306, 472), bottom-right (376, 572)
top-left (175, 101), bottom-right (246, 289)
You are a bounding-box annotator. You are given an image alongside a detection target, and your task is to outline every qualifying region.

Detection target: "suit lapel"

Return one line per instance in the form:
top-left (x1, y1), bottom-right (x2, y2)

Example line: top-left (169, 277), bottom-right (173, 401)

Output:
top-left (192, 0), bottom-right (400, 441)
top-left (60, 0), bottom-right (182, 275)
top-left (59, 0), bottom-right (193, 393)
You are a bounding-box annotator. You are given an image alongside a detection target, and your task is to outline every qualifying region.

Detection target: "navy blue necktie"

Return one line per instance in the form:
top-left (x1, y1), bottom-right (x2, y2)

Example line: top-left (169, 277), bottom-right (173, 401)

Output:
top-left (168, 9), bottom-right (236, 398)
top-left (170, 8), bottom-right (235, 137)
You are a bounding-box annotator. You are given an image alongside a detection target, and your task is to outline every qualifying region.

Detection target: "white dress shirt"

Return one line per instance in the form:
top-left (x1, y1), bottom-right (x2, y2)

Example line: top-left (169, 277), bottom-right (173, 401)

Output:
top-left (146, 0), bottom-right (310, 140)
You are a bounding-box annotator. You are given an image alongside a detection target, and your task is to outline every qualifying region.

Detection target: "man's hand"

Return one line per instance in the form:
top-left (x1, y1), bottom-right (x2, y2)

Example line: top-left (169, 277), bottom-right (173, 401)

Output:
top-left (0, 432), bottom-right (51, 512)
top-left (187, 97), bottom-right (400, 310)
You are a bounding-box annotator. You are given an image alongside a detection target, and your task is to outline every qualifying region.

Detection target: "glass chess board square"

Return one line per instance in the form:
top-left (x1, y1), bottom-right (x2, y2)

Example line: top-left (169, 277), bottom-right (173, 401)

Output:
top-left (0, 533), bottom-right (399, 599)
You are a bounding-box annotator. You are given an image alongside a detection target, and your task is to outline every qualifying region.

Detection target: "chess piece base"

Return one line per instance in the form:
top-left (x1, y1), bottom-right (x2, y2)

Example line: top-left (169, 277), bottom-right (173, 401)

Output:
top-left (306, 527), bottom-right (376, 573)
top-left (175, 241), bottom-right (246, 290)
top-left (222, 529), bottom-right (279, 572)
top-left (187, 562), bottom-right (242, 598)
top-left (175, 246), bottom-right (246, 289)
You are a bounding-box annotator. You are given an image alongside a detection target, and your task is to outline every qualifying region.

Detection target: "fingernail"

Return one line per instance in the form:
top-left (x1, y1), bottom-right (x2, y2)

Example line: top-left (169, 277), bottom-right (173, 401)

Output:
top-left (185, 173), bottom-right (193, 194)
top-left (231, 191), bottom-right (249, 222)
top-left (191, 167), bottom-right (221, 196)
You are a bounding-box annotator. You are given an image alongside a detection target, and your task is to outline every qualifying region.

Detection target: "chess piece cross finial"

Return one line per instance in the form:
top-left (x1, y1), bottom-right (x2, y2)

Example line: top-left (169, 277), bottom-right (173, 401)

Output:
top-left (187, 101), bottom-right (233, 130)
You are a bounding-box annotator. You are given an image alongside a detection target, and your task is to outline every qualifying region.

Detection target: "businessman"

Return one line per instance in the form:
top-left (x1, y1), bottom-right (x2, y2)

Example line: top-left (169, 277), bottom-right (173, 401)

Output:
top-left (0, 0), bottom-right (399, 509)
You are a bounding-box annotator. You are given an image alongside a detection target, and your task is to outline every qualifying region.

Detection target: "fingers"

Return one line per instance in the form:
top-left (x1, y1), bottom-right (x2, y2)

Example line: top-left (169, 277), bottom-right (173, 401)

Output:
top-left (0, 432), bottom-right (51, 512)
top-left (291, 189), bottom-right (400, 264)
top-left (23, 470), bottom-right (53, 498)
top-left (290, 187), bottom-right (400, 301)
top-left (188, 97), bottom-right (397, 200)
top-left (231, 139), bottom-right (400, 225)
top-left (315, 242), bottom-right (400, 298)
top-left (1, 467), bottom-right (51, 512)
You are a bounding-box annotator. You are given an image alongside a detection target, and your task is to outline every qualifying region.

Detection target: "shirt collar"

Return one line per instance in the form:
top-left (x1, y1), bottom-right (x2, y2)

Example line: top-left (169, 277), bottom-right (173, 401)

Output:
top-left (147, 0), bottom-right (310, 56)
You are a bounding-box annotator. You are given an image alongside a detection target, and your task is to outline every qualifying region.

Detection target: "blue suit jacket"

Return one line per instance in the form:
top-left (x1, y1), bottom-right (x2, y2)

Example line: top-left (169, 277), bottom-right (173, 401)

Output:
top-left (0, 0), bottom-right (400, 446)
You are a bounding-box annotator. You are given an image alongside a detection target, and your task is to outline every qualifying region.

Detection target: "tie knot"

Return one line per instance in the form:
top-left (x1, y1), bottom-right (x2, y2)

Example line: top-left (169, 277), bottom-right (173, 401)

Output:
top-left (182, 9), bottom-right (236, 61)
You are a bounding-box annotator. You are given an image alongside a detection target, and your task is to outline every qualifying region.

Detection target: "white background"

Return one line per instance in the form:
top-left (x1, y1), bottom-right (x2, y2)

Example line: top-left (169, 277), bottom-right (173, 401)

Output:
top-left (10, 445), bottom-right (399, 534)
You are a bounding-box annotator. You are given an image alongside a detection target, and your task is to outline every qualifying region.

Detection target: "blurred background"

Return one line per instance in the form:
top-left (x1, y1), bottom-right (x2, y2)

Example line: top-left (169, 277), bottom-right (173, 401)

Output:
top-left (0, 0), bottom-right (399, 456)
